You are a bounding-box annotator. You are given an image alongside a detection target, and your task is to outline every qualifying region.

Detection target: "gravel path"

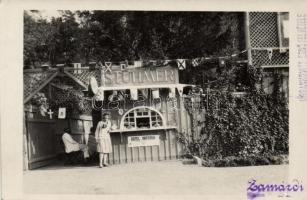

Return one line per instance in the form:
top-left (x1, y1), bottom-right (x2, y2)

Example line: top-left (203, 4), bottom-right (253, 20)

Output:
top-left (23, 160), bottom-right (288, 195)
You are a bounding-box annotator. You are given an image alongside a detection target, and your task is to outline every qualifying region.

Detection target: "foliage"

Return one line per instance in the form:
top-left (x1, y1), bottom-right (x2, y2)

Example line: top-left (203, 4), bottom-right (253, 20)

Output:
top-left (24, 11), bottom-right (244, 68)
top-left (49, 89), bottom-right (90, 115)
top-left (31, 92), bottom-right (49, 116)
top-left (24, 11), bottom-right (82, 67)
top-left (178, 63), bottom-right (289, 164)
top-left (202, 154), bottom-right (288, 167)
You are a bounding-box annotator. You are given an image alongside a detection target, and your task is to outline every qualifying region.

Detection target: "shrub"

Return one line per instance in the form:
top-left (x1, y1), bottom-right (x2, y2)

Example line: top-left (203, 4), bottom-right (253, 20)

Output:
top-left (178, 63), bottom-right (288, 166)
top-left (178, 88), bottom-right (288, 163)
top-left (206, 155), bottom-right (280, 167)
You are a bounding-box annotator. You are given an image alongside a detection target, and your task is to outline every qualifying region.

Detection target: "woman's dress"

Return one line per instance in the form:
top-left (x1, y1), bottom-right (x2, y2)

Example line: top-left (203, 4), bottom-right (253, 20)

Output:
top-left (95, 121), bottom-right (112, 153)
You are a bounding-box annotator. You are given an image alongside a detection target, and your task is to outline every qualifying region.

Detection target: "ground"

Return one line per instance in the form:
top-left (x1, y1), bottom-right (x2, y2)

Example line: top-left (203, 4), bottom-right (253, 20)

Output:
top-left (24, 160), bottom-right (289, 196)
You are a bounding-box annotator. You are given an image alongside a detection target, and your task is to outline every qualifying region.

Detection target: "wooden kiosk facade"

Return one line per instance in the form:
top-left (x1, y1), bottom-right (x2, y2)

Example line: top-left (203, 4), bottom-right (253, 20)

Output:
top-left (90, 65), bottom-right (193, 164)
top-left (23, 64), bottom-right (195, 169)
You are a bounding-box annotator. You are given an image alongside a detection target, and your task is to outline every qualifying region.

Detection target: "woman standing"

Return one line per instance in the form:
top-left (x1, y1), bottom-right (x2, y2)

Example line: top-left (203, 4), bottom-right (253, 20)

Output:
top-left (95, 113), bottom-right (112, 168)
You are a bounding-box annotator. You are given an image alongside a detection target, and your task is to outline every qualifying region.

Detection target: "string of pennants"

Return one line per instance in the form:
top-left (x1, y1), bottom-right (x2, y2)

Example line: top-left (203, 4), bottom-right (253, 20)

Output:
top-left (58, 47), bottom-right (286, 73)
top-left (80, 49), bottom-right (248, 72)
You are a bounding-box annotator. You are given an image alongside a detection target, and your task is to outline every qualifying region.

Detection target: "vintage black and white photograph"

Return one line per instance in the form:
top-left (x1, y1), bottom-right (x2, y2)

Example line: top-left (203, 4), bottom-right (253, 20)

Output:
top-left (22, 10), bottom-right (290, 197)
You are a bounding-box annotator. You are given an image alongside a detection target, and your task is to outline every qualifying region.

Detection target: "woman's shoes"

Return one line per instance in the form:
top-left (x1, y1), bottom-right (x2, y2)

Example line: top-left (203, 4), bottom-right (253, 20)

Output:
top-left (99, 164), bottom-right (103, 168)
top-left (103, 164), bottom-right (109, 167)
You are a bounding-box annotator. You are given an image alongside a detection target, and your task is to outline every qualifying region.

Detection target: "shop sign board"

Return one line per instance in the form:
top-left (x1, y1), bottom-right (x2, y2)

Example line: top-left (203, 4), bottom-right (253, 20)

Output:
top-left (127, 135), bottom-right (160, 147)
top-left (102, 66), bottom-right (179, 87)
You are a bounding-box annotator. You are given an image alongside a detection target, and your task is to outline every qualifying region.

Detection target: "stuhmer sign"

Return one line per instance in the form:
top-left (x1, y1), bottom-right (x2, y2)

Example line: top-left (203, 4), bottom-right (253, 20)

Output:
top-left (102, 66), bottom-right (179, 87)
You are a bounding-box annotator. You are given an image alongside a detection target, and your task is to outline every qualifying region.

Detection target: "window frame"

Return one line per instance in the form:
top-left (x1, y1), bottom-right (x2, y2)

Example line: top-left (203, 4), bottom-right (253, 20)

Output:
top-left (120, 106), bottom-right (165, 130)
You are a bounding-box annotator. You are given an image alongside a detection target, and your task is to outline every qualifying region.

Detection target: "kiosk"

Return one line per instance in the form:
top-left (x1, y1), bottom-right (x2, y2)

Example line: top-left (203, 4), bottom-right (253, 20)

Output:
top-left (90, 65), bottom-right (193, 164)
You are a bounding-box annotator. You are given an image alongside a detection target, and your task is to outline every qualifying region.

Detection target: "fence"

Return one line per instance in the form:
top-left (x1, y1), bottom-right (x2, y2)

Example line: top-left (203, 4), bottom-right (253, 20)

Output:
top-left (25, 118), bottom-right (57, 169)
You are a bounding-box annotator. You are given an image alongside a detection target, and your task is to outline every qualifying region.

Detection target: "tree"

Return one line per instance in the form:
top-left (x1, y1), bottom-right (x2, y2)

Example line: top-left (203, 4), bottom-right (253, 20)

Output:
top-left (24, 11), bottom-right (245, 68)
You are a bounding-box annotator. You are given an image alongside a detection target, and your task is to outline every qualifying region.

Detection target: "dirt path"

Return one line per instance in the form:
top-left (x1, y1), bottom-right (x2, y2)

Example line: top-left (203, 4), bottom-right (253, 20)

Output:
top-left (23, 160), bottom-right (288, 195)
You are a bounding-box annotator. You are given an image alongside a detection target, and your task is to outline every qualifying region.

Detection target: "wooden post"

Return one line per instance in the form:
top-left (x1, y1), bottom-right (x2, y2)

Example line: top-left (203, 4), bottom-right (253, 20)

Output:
top-left (244, 12), bottom-right (252, 66)
top-left (48, 83), bottom-right (52, 99)
top-left (100, 67), bottom-right (105, 87)
top-left (23, 112), bottom-right (29, 170)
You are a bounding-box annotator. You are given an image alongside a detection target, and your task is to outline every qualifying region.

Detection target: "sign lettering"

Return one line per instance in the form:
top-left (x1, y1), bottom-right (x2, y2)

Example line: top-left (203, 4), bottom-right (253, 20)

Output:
top-left (127, 135), bottom-right (160, 147)
top-left (102, 66), bottom-right (178, 87)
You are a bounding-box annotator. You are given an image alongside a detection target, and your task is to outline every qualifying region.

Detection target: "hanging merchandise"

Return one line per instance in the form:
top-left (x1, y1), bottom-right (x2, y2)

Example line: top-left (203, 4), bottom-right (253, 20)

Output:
top-left (108, 90), bottom-right (118, 102)
top-left (89, 76), bottom-right (99, 95)
top-left (95, 87), bottom-right (104, 101)
top-left (92, 98), bottom-right (103, 110)
top-left (176, 59), bottom-right (186, 70)
top-left (169, 87), bottom-right (176, 98)
top-left (153, 98), bottom-right (162, 110)
top-left (267, 48), bottom-right (273, 61)
top-left (130, 88), bottom-right (138, 100)
top-left (176, 85), bottom-right (184, 97)
top-left (118, 109), bottom-right (124, 115)
top-left (58, 107), bottom-right (66, 119)
top-left (152, 89), bottom-right (160, 99)
top-left (104, 62), bottom-right (113, 73)
top-left (117, 90), bottom-right (126, 101)
top-left (192, 58), bottom-right (201, 67)
top-left (140, 88), bottom-right (149, 99)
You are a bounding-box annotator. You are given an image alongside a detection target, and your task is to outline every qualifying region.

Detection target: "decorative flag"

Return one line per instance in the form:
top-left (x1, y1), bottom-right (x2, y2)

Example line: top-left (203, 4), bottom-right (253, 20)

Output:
top-left (104, 62), bottom-right (112, 73)
top-left (177, 59), bottom-right (186, 70)
top-left (73, 63), bottom-right (82, 74)
top-left (192, 58), bottom-right (201, 67)
top-left (58, 107), bottom-right (66, 119)
top-left (176, 85), bottom-right (184, 97)
top-left (130, 88), bottom-right (138, 100)
top-left (163, 60), bottom-right (171, 66)
top-left (134, 60), bottom-right (143, 68)
top-left (152, 89), bottom-right (160, 99)
top-left (96, 61), bottom-right (104, 68)
top-left (120, 63), bottom-right (127, 70)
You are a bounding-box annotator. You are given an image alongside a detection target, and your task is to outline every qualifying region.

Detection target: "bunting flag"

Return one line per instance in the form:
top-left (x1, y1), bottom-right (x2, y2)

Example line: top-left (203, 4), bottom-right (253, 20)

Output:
top-left (104, 62), bottom-right (113, 73)
top-left (73, 63), bottom-right (82, 74)
top-left (96, 61), bottom-right (104, 68)
top-left (120, 62), bottom-right (127, 70)
top-left (177, 59), bottom-right (186, 70)
top-left (192, 58), bottom-right (201, 67)
top-left (65, 49), bottom-right (249, 71)
top-left (134, 60), bottom-right (143, 68)
top-left (176, 85), bottom-right (184, 97)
